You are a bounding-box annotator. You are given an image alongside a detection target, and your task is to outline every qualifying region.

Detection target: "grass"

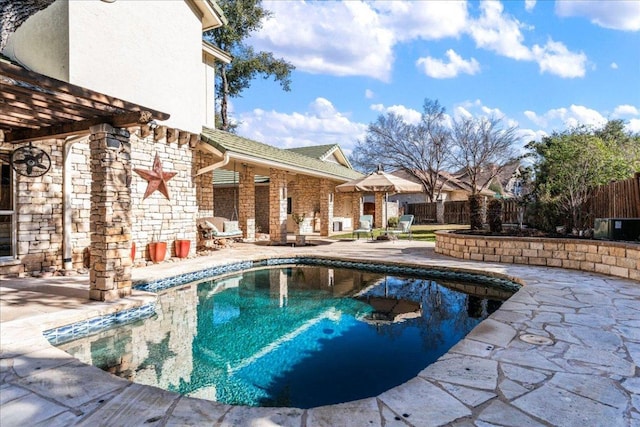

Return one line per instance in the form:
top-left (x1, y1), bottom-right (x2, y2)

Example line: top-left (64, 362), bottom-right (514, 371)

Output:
top-left (330, 224), bottom-right (470, 242)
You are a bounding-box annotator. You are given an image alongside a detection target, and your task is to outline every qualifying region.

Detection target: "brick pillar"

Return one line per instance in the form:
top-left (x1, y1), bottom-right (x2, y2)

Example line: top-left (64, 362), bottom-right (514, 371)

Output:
top-left (351, 193), bottom-right (363, 229)
top-left (319, 179), bottom-right (334, 236)
top-left (89, 123), bottom-right (132, 301)
top-left (269, 169), bottom-right (288, 244)
top-left (239, 165), bottom-right (256, 241)
top-left (374, 192), bottom-right (385, 228)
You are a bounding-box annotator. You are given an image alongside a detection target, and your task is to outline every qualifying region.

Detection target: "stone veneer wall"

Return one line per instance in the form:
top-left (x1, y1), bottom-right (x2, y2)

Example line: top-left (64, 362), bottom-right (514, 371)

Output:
top-left (3, 127), bottom-right (205, 277)
top-left (435, 231), bottom-right (640, 281)
top-left (129, 132), bottom-right (198, 261)
top-left (13, 140), bottom-right (65, 275)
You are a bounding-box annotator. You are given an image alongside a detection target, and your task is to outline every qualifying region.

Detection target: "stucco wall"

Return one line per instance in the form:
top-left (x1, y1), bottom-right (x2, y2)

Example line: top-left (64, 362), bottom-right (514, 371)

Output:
top-left (5, 0), bottom-right (210, 133)
top-left (3, 0), bottom-right (70, 81)
top-left (435, 231), bottom-right (640, 281)
top-left (67, 1), bottom-right (206, 133)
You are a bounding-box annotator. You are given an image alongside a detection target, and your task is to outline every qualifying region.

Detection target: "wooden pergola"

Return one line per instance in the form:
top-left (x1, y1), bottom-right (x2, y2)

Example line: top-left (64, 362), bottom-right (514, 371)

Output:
top-left (0, 60), bottom-right (169, 143)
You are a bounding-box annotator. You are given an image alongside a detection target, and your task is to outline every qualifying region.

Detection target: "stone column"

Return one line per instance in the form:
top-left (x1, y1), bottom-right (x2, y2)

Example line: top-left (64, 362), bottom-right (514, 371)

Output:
top-left (269, 169), bottom-right (288, 244)
top-left (239, 165), bottom-right (256, 241)
top-left (351, 193), bottom-right (363, 230)
top-left (319, 179), bottom-right (334, 236)
top-left (374, 192), bottom-right (385, 228)
top-left (89, 123), bottom-right (132, 301)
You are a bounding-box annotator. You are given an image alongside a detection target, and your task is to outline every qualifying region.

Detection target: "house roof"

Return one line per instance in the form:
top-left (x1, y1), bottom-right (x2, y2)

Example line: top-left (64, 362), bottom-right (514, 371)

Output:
top-left (0, 60), bottom-right (169, 143)
top-left (391, 169), bottom-right (495, 196)
top-left (195, 0), bottom-right (228, 30)
top-left (286, 144), bottom-right (352, 168)
top-left (200, 127), bottom-right (363, 182)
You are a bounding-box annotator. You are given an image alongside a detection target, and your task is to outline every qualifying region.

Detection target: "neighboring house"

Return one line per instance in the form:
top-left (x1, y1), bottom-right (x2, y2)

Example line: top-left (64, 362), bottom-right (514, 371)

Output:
top-left (387, 169), bottom-right (494, 206)
top-left (454, 161), bottom-right (524, 199)
top-left (0, 0), bottom-right (364, 300)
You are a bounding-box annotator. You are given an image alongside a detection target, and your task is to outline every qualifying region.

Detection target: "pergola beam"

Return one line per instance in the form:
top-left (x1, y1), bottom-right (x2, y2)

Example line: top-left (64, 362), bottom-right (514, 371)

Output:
top-left (5, 110), bottom-right (156, 143)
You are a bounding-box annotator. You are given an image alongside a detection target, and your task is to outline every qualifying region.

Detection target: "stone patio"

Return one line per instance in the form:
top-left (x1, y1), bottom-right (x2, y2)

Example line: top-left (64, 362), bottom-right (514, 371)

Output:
top-left (1, 239), bottom-right (639, 426)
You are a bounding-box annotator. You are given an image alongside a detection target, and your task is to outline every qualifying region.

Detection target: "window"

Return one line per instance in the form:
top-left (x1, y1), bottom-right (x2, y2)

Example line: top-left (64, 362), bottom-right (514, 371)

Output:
top-left (0, 162), bottom-right (15, 258)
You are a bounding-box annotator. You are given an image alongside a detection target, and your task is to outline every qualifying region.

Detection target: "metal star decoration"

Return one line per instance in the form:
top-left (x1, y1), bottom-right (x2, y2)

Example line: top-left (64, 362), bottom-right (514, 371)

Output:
top-left (134, 153), bottom-right (177, 200)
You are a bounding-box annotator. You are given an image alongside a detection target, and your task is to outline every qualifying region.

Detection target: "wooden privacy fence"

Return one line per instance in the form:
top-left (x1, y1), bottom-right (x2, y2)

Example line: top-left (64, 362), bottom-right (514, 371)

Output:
top-left (408, 199), bottom-right (524, 225)
top-left (588, 173), bottom-right (640, 220)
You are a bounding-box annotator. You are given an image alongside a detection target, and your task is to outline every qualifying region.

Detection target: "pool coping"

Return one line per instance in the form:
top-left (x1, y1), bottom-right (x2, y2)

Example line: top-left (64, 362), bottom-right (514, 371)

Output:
top-left (1, 240), bottom-right (639, 426)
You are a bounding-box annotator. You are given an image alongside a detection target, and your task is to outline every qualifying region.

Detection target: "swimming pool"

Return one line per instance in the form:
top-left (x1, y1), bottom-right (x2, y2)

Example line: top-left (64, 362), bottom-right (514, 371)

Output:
top-left (57, 262), bottom-right (516, 408)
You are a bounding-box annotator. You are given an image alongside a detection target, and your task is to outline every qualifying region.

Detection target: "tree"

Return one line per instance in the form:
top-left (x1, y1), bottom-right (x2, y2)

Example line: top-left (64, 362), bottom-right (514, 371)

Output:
top-left (204, 0), bottom-right (294, 131)
top-left (527, 121), bottom-right (640, 230)
top-left (450, 115), bottom-right (520, 229)
top-left (0, 0), bottom-right (55, 51)
top-left (350, 99), bottom-right (452, 202)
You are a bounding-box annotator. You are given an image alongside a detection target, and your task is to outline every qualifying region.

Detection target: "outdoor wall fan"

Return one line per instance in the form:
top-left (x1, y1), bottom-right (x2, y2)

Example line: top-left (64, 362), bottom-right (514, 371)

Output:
top-left (10, 142), bottom-right (51, 177)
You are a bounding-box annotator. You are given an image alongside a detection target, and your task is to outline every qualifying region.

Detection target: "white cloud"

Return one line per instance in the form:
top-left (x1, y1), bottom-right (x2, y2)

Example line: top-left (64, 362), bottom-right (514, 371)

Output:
top-left (610, 62), bottom-right (619, 69)
top-left (523, 104), bottom-right (607, 131)
top-left (365, 89), bottom-right (375, 99)
top-left (627, 119), bottom-right (640, 133)
top-left (416, 49), bottom-right (480, 78)
top-left (374, 1), bottom-right (468, 41)
top-left (367, 103), bottom-right (421, 124)
top-left (236, 98), bottom-right (367, 154)
top-left (253, 1), bottom-right (395, 81)
top-left (531, 39), bottom-right (587, 78)
top-left (613, 105), bottom-right (639, 117)
top-left (555, 0), bottom-right (640, 31)
top-left (525, 0), bottom-right (536, 13)
top-left (467, 1), bottom-right (533, 61)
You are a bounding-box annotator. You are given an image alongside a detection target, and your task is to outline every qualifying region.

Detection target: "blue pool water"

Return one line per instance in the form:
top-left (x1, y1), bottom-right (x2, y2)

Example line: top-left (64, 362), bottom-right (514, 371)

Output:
top-left (58, 265), bottom-right (512, 408)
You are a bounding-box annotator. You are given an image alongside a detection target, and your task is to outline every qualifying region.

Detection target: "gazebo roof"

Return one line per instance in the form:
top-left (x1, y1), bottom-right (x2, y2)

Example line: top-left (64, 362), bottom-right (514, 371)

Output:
top-left (0, 60), bottom-right (169, 144)
top-left (201, 127), bottom-right (363, 182)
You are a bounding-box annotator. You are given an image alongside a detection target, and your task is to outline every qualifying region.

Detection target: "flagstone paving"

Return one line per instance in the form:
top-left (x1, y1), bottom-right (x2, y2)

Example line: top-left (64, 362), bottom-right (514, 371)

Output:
top-left (1, 239), bottom-right (639, 426)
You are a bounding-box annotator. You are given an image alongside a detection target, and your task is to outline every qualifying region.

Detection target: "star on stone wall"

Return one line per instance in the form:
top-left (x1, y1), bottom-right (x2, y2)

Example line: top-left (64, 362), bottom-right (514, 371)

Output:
top-left (134, 153), bottom-right (177, 200)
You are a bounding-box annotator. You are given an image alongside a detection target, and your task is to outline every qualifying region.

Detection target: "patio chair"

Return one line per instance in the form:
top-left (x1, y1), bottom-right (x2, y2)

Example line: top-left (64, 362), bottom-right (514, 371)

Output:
top-left (386, 214), bottom-right (414, 240)
top-left (197, 217), bottom-right (243, 249)
top-left (352, 215), bottom-right (374, 240)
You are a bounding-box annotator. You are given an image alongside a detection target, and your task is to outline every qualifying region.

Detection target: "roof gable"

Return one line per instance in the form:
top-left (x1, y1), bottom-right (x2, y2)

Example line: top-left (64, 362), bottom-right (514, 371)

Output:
top-left (286, 144), bottom-right (353, 169)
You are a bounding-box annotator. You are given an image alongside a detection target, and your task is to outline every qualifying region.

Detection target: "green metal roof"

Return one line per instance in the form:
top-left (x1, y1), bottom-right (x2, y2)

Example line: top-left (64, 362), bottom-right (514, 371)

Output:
top-left (201, 127), bottom-right (363, 181)
top-left (287, 144), bottom-right (337, 159)
top-left (213, 169), bottom-right (269, 185)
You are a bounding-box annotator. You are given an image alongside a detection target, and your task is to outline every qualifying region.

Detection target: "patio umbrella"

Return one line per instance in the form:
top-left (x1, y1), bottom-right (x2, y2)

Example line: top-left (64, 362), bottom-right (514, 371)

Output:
top-left (335, 167), bottom-right (422, 228)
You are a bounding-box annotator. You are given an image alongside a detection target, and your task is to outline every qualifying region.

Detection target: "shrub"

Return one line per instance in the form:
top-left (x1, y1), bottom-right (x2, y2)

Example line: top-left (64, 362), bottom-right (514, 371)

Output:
top-left (488, 199), bottom-right (503, 232)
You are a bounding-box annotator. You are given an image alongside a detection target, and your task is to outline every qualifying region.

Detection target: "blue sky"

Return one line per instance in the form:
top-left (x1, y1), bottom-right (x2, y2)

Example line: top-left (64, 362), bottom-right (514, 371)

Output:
top-left (228, 0), bottom-right (640, 157)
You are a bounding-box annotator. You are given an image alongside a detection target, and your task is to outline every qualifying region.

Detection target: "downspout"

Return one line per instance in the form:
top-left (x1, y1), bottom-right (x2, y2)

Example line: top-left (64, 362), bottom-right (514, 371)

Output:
top-left (63, 135), bottom-right (87, 273)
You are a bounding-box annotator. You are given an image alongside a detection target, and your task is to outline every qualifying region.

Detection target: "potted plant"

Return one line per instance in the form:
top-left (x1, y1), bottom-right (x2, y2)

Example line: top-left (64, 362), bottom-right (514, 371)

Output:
top-left (174, 238), bottom-right (190, 259)
top-left (148, 225), bottom-right (167, 263)
top-left (292, 213), bottom-right (306, 246)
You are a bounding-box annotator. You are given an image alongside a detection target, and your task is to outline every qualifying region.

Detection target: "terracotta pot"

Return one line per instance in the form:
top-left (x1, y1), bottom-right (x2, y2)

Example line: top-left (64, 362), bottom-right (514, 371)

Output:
top-left (131, 242), bottom-right (136, 261)
top-left (148, 242), bottom-right (167, 263)
top-left (175, 239), bottom-right (190, 259)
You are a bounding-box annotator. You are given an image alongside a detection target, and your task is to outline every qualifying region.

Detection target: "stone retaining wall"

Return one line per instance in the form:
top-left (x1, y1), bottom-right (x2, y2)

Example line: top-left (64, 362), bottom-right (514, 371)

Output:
top-left (435, 231), bottom-right (640, 281)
